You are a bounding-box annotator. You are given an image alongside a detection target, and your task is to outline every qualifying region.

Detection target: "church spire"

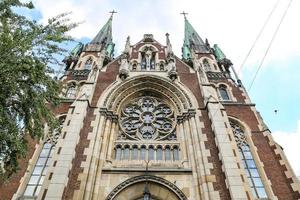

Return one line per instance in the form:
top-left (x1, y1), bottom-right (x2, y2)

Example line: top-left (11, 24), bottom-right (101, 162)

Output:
top-left (182, 13), bottom-right (210, 60)
top-left (86, 11), bottom-right (116, 57)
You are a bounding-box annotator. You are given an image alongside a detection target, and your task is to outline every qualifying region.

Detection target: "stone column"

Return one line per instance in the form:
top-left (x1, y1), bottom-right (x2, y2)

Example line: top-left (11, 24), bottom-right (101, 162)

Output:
top-left (45, 100), bottom-right (88, 199)
top-left (106, 118), bottom-right (117, 161)
top-left (177, 117), bottom-right (188, 167)
top-left (82, 110), bottom-right (113, 200)
top-left (207, 102), bottom-right (248, 200)
top-left (73, 109), bottom-right (107, 200)
top-left (182, 113), bottom-right (202, 200)
top-left (92, 112), bottom-right (117, 199)
top-left (186, 110), bottom-right (212, 200)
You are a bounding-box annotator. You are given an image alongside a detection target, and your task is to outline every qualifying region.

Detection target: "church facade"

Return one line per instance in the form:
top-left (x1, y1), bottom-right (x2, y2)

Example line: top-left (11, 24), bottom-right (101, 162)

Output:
top-left (5, 14), bottom-right (300, 200)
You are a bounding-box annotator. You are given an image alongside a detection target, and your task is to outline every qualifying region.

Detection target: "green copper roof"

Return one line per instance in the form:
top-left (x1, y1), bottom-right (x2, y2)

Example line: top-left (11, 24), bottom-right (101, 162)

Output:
top-left (91, 15), bottom-right (113, 44)
top-left (69, 42), bottom-right (83, 58)
top-left (213, 44), bottom-right (226, 61)
top-left (90, 15), bottom-right (115, 57)
top-left (182, 17), bottom-right (209, 60)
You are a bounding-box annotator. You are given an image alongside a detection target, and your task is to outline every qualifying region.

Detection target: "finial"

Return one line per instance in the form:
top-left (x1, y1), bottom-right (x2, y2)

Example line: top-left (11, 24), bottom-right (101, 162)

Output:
top-left (124, 36), bottom-right (130, 54)
top-left (166, 33), bottom-right (173, 55)
top-left (109, 10), bottom-right (117, 18)
top-left (180, 11), bottom-right (188, 19)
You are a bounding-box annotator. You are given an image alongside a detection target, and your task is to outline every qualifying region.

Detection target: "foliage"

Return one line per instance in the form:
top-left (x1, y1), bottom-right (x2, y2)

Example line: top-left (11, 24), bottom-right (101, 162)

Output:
top-left (0, 0), bottom-right (77, 180)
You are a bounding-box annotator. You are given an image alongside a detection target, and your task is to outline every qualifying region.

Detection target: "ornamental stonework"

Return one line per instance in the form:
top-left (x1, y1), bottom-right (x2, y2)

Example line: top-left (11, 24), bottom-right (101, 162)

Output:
top-left (119, 96), bottom-right (176, 141)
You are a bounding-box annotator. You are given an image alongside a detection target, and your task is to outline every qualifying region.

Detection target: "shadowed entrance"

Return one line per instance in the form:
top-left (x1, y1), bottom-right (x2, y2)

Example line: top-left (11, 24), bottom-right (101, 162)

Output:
top-left (106, 175), bottom-right (187, 200)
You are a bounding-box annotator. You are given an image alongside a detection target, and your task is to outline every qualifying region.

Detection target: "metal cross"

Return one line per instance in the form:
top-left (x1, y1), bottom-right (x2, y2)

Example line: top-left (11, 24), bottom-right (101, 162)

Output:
top-left (180, 11), bottom-right (188, 19)
top-left (109, 10), bottom-right (117, 17)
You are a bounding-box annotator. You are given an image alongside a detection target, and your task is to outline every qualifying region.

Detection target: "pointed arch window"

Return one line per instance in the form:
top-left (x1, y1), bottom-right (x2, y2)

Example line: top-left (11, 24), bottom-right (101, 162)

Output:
top-left (132, 145), bottom-right (138, 160)
top-left (23, 142), bottom-right (54, 197)
top-left (203, 59), bottom-right (211, 71)
top-left (156, 146), bottom-right (163, 160)
top-left (115, 146), bottom-right (122, 160)
top-left (148, 146), bottom-right (154, 160)
top-left (165, 146), bottom-right (171, 161)
top-left (123, 145), bottom-right (130, 160)
top-left (219, 85), bottom-right (230, 101)
top-left (173, 146), bottom-right (179, 161)
top-left (140, 146), bottom-right (146, 160)
top-left (230, 121), bottom-right (268, 199)
top-left (23, 116), bottom-right (66, 198)
top-left (84, 57), bottom-right (93, 70)
top-left (66, 83), bottom-right (77, 99)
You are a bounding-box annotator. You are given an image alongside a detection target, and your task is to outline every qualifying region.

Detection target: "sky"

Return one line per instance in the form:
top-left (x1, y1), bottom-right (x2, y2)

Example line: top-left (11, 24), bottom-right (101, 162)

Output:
top-left (22, 0), bottom-right (300, 176)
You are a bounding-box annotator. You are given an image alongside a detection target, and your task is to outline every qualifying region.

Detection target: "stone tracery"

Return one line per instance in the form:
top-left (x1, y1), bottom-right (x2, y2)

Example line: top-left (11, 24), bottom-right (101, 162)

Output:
top-left (120, 96), bottom-right (176, 141)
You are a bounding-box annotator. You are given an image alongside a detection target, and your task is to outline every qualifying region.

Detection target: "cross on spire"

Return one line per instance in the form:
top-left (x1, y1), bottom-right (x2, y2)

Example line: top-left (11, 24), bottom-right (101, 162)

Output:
top-left (109, 10), bottom-right (117, 18)
top-left (180, 11), bottom-right (188, 19)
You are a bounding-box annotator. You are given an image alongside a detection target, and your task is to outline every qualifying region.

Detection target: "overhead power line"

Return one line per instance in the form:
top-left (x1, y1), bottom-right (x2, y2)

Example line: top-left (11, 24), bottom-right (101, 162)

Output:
top-left (238, 0), bottom-right (280, 76)
top-left (248, 0), bottom-right (293, 92)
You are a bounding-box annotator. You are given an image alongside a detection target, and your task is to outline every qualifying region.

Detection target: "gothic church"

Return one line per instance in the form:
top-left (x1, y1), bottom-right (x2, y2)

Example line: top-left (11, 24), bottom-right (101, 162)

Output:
top-left (4, 13), bottom-right (300, 200)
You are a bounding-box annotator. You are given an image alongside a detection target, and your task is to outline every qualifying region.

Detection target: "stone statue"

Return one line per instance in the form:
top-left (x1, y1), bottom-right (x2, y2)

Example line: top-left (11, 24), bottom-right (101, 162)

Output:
top-left (145, 48), bottom-right (152, 70)
top-left (119, 53), bottom-right (129, 80)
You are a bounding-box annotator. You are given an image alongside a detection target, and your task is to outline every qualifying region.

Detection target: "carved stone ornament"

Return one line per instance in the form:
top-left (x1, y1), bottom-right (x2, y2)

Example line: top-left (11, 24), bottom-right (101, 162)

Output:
top-left (119, 53), bottom-right (130, 80)
top-left (105, 175), bottom-right (187, 200)
top-left (230, 121), bottom-right (248, 148)
top-left (120, 96), bottom-right (176, 141)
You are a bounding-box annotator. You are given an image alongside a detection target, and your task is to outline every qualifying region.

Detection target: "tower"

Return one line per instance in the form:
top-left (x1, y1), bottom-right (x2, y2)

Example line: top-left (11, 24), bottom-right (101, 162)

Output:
top-left (6, 13), bottom-right (300, 200)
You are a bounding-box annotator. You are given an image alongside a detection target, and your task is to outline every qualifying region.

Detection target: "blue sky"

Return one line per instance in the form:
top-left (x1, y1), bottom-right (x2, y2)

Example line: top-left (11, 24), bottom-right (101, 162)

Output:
top-left (19, 0), bottom-right (300, 176)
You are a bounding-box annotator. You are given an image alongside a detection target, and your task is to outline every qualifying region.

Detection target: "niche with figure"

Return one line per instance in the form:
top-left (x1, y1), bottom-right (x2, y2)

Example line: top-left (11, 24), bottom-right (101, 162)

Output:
top-left (141, 46), bottom-right (156, 70)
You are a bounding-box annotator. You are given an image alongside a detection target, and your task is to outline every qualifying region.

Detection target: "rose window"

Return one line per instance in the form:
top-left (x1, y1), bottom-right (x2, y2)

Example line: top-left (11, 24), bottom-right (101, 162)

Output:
top-left (120, 97), bottom-right (176, 140)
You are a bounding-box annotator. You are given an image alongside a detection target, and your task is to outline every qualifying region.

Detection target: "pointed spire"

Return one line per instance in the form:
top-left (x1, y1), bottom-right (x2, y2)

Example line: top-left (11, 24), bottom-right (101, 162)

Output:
top-left (90, 14), bottom-right (113, 45)
top-left (87, 11), bottom-right (116, 57)
top-left (182, 14), bottom-right (210, 60)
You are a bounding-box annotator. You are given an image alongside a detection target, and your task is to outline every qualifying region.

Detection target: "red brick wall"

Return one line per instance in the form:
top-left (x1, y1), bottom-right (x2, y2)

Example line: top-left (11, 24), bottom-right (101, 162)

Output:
top-left (177, 59), bottom-right (231, 199)
top-left (0, 137), bottom-right (37, 200)
top-left (63, 60), bottom-right (119, 199)
top-left (225, 100), bottom-right (300, 199)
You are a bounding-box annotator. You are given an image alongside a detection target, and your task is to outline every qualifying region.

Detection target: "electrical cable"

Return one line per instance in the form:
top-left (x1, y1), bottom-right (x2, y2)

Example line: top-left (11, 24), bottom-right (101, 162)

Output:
top-left (248, 0), bottom-right (293, 92)
top-left (238, 0), bottom-right (280, 76)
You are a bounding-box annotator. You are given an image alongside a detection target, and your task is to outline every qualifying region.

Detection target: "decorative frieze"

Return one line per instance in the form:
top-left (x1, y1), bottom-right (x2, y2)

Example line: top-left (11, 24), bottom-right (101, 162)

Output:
top-left (206, 71), bottom-right (230, 80)
top-left (68, 69), bottom-right (91, 80)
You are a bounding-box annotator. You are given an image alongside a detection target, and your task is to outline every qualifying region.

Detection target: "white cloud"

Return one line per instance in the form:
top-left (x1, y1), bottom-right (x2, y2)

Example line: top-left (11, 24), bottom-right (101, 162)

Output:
top-left (272, 120), bottom-right (300, 176)
top-left (31, 0), bottom-right (300, 176)
top-left (32, 0), bottom-right (300, 70)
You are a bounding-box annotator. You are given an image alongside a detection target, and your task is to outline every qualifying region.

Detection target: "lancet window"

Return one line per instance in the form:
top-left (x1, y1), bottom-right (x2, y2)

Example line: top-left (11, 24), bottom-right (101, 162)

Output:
top-left (219, 85), bottom-right (230, 101)
top-left (23, 115), bottom-right (66, 198)
top-left (65, 83), bottom-right (77, 99)
top-left (203, 59), bottom-right (211, 71)
top-left (230, 120), bottom-right (268, 199)
top-left (84, 57), bottom-right (93, 70)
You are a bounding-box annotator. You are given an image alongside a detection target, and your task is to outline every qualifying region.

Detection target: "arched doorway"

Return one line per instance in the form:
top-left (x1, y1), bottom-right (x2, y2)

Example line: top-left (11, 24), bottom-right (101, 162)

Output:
top-left (106, 175), bottom-right (187, 200)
